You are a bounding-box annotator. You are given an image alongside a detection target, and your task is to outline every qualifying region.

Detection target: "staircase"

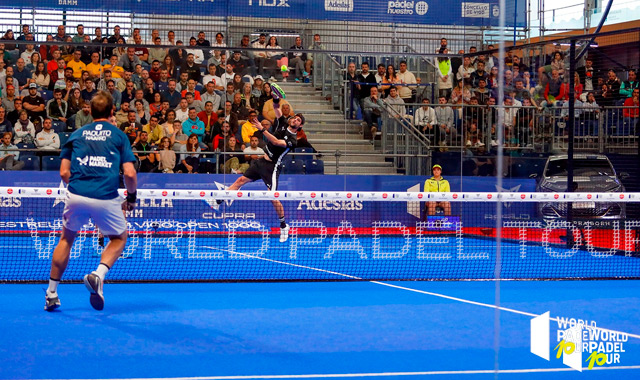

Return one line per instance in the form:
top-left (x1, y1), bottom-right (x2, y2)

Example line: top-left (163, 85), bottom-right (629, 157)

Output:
top-left (278, 82), bottom-right (398, 175)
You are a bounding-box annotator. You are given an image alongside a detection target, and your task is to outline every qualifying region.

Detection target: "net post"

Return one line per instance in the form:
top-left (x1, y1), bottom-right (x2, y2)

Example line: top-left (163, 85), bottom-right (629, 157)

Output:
top-left (566, 39), bottom-right (576, 248)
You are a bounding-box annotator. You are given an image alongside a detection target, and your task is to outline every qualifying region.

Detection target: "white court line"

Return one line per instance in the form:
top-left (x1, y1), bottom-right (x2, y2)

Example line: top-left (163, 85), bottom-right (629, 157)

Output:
top-left (60, 365), bottom-right (640, 380)
top-left (202, 246), bottom-right (640, 340)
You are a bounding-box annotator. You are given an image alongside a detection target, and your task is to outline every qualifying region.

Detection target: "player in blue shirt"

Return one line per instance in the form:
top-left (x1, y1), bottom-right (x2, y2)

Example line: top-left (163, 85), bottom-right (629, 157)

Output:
top-left (45, 91), bottom-right (138, 312)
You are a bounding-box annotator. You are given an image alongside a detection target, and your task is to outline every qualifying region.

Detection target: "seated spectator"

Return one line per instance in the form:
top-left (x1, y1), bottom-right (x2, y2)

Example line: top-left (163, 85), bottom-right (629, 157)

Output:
top-left (201, 81), bottom-right (222, 111)
top-left (120, 110), bottom-right (142, 144)
top-left (623, 89), bottom-right (640, 123)
top-left (185, 38), bottom-right (205, 65)
top-left (433, 95), bottom-right (456, 148)
top-left (149, 92), bottom-right (163, 115)
top-left (134, 131), bottom-right (157, 172)
top-left (185, 92), bottom-right (204, 113)
top-left (0, 131), bottom-right (24, 170)
top-left (362, 86), bottom-right (384, 139)
top-left (23, 82), bottom-right (46, 120)
top-left (13, 58), bottom-right (32, 90)
top-left (243, 134), bottom-right (265, 164)
top-left (198, 101), bottom-right (219, 142)
top-left (13, 109), bottom-right (36, 144)
top-left (172, 120), bottom-right (188, 151)
top-left (178, 133), bottom-right (201, 173)
top-left (182, 107), bottom-right (206, 148)
top-left (288, 37), bottom-right (307, 81)
top-left (0, 107), bottom-right (12, 134)
top-left (240, 109), bottom-right (260, 144)
top-left (229, 51), bottom-right (249, 76)
top-left (74, 101), bottom-right (93, 130)
top-left (181, 53), bottom-right (202, 83)
top-left (118, 47), bottom-right (141, 73)
top-left (103, 55), bottom-right (125, 79)
top-left (231, 92), bottom-right (250, 121)
top-left (143, 114), bottom-right (164, 145)
top-left (181, 79), bottom-right (201, 100)
top-left (46, 89), bottom-right (68, 129)
top-left (252, 34), bottom-right (269, 77)
top-left (67, 50), bottom-right (86, 80)
top-left (161, 79), bottom-right (181, 109)
top-left (472, 78), bottom-right (491, 105)
top-left (384, 86), bottom-right (407, 117)
top-left (241, 82), bottom-right (259, 110)
top-left (32, 61), bottom-right (50, 90)
top-left (35, 118), bottom-right (60, 152)
top-left (265, 36), bottom-right (285, 81)
top-left (133, 99), bottom-right (150, 125)
top-left (203, 64), bottom-right (224, 92)
top-left (80, 79), bottom-right (97, 102)
top-left (148, 59), bottom-right (162, 83)
top-left (210, 120), bottom-right (233, 151)
top-left (143, 78), bottom-right (157, 104)
top-left (7, 98), bottom-right (24, 126)
top-left (457, 56), bottom-right (475, 86)
top-left (105, 79), bottom-right (122, 111)
top-left (414, 98), bottom-right (437, 136)
top-left (149, 39), bottom-right (167, 66)
top-left (161, 55), bottom-right (178, 79)
top-left (471, 61), bottom-right (489, 88)
top-left (86, 52), bottom-right (103, 81)
top-left (237, 34), bottom-right (257, 76)
top-left (115, 101), bottom-right (130, 127)
top-left (218, 100), bottom-right (240, 135)
top-left (262, 97), bottom-right (293, 123)
top-left (129, 89), bottom-right (150, 112)
top-left (155, 136), bottom-right (176, 173)
top-left (543, 69), bottom-right (564, 107)
top-left (220, 135), bottom-right (248, 174)
top-left (605, 69), bottom-right (622, 103)
top-left (450, 80), bottom-right (471, 107)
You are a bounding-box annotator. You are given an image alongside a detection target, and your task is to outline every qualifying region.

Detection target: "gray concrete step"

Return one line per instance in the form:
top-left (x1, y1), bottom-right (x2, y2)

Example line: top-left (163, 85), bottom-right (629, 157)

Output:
top-left (306, 133), bottom-right (362, 139)
top-left (323, 166), bottom-right (400, 175)
top-left (313, 143), bottom-right (375, 152)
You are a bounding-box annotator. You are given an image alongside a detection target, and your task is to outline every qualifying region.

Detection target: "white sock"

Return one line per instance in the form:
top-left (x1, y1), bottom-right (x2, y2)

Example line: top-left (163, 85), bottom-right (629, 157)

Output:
top-left (47, 278), bottom-right (60, 294)
top-left (94, 263), bottom-right (110, 281)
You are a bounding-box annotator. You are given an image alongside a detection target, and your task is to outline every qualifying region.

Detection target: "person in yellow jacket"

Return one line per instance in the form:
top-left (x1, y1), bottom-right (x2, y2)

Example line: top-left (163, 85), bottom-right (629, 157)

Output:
top-left (424, 164), bottom-right (451, 215)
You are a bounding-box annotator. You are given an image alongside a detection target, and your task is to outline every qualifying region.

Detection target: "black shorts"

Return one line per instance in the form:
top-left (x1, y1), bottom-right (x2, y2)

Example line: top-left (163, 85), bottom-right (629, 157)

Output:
top-left (243, 157), bottom-right (281, 191)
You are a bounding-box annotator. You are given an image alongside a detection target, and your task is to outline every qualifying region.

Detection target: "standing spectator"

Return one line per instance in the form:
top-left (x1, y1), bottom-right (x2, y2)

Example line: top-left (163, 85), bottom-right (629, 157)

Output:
top-left (305, 34), bottom-right (325, 74)
top-left (196, 31), bottom-right (211, 60)
top-left (620, 69), bottom-right (638, 100)
top-left (543, 69), bottom-right (565, 107)
top-left (35, 118), bottom-right (60, 151)
top-left (237, 34), bottom-right (256, 76)
top-left (435, 50), bottom-right (453, 99)
top-left (0, 131), bottom-right (24, 170)
top-left (623, 89), bottom-right (639, 127)
top-left (397, 61), bottom-right (419, 103)
top-left (577, 57), bottom-right (598, 92)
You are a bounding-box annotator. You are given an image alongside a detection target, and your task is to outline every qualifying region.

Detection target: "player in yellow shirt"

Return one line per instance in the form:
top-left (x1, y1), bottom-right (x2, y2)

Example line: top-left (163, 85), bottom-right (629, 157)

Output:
top-left (424, 164), bottom-right (451, 215)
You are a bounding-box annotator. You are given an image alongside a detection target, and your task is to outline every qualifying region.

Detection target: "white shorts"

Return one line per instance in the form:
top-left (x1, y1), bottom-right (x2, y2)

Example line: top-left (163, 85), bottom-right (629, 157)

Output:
top-left (62, 192), bottom-right (127, 236)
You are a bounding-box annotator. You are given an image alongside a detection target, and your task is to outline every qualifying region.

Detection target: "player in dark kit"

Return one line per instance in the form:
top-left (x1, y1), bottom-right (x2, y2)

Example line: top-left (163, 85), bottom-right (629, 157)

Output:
top-left (44, 91), bottom-right (138, 312)
top-left (215, 83), bottom-right (303, 242)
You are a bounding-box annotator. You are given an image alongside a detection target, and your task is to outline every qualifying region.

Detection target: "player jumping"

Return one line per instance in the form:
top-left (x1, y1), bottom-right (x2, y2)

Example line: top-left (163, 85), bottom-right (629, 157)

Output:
top-left (45, 91), bottom-right (138, 311)
top-left (215, 83), bottom-right (303, 243)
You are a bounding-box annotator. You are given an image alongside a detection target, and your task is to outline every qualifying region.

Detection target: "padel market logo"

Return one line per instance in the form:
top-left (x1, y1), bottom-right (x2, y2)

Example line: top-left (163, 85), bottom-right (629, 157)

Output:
top-left (531, 312), bottom-right (628, 371)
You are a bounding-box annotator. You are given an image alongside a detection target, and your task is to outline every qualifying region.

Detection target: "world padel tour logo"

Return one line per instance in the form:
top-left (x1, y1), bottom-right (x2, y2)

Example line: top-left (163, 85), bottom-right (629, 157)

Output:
top-left (531, 312), bottom-right (628, 371)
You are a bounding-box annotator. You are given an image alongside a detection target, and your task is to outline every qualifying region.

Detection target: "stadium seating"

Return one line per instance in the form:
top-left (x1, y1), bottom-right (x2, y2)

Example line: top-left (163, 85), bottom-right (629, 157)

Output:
top-left (41, 156), bottom-right (62, 171)
top-left (58, 132), bottom-right (72, 146)
top-left (294, 147), bottom-right (314, 165)
top-left (21, 156), bottom-right (40, 171)
top-left (282, 159), bottom-right (305, 174)
top-left (306, 159), bottom-right (324, 174)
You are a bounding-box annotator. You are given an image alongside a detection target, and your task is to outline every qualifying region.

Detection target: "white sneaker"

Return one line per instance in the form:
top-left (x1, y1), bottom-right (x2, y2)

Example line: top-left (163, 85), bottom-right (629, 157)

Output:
top-left (279, 224), bottom-right (290, 243)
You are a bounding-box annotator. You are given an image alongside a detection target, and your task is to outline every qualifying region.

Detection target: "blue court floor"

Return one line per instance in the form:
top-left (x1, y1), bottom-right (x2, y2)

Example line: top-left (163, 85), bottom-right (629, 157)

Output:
top-left (1, 280), bottom-right (639, 380)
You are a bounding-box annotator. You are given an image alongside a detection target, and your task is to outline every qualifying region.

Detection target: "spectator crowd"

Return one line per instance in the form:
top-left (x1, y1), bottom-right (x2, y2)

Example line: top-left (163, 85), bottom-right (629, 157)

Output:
top-left (0, 24), bottom-right (324, 172)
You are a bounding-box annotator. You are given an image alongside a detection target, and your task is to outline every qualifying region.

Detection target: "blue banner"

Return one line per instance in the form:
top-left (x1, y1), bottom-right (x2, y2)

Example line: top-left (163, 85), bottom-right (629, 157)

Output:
top-left (4, 0), bottom-right (526, 28)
